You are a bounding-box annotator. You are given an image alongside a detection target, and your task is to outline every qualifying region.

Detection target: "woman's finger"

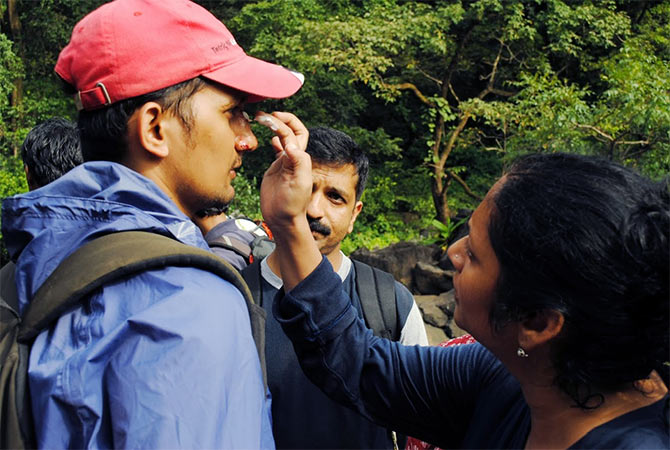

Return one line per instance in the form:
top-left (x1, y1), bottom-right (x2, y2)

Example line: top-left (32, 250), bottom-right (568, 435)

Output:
top-left (254, 111), bottom-right (309, 156)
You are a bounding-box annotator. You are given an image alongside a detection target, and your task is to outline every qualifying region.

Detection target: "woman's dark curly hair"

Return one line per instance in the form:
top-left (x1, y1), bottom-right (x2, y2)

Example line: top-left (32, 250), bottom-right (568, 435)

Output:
top-left (487, 153), bottom-right (669, 408)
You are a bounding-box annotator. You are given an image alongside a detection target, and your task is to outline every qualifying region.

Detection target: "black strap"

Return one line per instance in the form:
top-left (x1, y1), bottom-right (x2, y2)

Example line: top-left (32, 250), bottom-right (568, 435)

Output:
top-left (241, 259), bottom-right (263, 308)
top-left (18, 231), bottom-right (267, 388)
top-left (352, 260), bottom-right (398, 340)
top-left (0, 262), bottom-right (19, 323)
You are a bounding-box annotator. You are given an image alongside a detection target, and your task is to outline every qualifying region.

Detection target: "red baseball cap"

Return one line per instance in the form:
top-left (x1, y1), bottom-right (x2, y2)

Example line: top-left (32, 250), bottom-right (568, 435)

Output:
top-left (55, 0), bottom-right (304, 111)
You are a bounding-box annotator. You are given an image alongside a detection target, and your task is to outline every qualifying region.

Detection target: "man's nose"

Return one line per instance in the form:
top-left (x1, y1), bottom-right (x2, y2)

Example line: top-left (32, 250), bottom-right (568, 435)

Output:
top-left (447, 236), bottom-right (466, 272)
top-left (306, 194), bottom-right (324, 219)
top-left (231, 113), bottom-right (258, 152)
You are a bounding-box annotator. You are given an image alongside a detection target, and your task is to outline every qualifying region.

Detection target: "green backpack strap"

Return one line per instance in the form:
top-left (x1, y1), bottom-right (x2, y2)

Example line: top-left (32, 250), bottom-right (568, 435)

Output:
top-left (352, 259), bottom-right (398, 340)
top-left (18, 231), bottom-right (267, 388)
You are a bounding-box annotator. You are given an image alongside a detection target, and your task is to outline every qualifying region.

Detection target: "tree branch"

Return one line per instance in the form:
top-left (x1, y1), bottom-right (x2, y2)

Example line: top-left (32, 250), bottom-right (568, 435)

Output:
top-left (448, 82), bottom-right (461, 103)
top-left (416, 66), bottom-right (443, 87)
top-left (490, 88), bottom-right (516, 97)
top-left (446, 169), bottom-right (483, 201)
top-left (437, 40), bottom-right (508, 170)
top-left (574, 123), bottom-right (614, 142)
top-left (382, 81), bottom-right (435, 107)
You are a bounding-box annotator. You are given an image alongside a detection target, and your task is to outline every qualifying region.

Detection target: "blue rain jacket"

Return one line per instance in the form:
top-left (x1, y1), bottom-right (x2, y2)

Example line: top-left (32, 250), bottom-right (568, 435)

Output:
top-left (2, 162), bottom-right (274, 449)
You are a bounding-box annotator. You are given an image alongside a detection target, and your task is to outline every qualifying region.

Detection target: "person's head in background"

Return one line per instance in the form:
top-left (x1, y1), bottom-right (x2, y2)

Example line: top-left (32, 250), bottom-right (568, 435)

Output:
top-left (303, 127), bottom-right (369, 268)
top-left (55, 0), bottom-right (303, 220)
top-left (21, 117), bottom-right (83, 191)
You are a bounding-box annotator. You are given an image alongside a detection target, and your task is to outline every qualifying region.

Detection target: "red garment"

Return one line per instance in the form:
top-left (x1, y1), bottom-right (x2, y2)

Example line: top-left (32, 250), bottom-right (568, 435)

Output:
top-left (405, 334), bottom-right (477, 450)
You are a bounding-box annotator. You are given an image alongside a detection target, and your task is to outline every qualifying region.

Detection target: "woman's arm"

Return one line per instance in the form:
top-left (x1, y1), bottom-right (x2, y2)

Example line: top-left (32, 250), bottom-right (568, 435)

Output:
top-left (274, 258), bottom-right (504, 448)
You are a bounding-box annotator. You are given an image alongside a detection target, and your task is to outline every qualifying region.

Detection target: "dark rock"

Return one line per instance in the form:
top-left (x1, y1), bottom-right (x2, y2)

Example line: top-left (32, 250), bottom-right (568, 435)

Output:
top-left (351, 242), bottom-right (437, 290)
top-left (447, 320), bottom-right (468, 339)
top-left (437, 251), bottom-right (454, 270)
top-left (424, 323), bottom-right (448, 346)
top-left (413, 262), bottom-right (454, 294)
top-left (414, 294), bottom-right (450, 328)
top-left (436, 290), bottom-right (456, 317)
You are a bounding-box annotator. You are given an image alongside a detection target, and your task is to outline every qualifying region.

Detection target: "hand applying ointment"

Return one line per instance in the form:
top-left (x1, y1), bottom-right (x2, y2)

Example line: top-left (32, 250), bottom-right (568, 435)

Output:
top-left (257, 112), bottom-right (321, 290)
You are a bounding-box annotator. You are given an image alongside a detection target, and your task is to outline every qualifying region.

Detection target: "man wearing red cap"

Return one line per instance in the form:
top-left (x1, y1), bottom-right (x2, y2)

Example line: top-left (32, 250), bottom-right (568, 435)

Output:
top-left (1, 0), bottom-right (306, 448)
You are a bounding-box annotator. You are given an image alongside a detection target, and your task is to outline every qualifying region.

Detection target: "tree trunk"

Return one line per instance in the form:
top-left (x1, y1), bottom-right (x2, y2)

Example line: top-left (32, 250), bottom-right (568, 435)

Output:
top-left (431, 173), bottom-right (450, 224)
top-left (430, 102), bottom-right (449, 223)
top-left (7, 0), bottom-right (23, 157)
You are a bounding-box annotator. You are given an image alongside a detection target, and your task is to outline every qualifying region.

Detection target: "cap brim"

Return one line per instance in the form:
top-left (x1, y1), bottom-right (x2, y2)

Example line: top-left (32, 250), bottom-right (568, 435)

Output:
top-left (202, 55), bottom-right (304, 103)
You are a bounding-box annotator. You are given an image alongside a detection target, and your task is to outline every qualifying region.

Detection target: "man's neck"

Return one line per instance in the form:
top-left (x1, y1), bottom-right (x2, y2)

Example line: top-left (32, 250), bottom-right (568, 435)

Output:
top-left (267, 247), bottom-right (343, 279)
top-left (325, 248), bottom-right (343, 272)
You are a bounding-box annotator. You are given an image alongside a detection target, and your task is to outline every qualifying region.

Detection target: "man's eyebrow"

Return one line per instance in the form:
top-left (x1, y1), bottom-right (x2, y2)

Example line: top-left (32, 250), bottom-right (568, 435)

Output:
top-left (327, 185), bottom-right (348, 200)
top-left (221, 98), bottom-right (241, 109)
top-left (221, 93), bottom-right (246, 109)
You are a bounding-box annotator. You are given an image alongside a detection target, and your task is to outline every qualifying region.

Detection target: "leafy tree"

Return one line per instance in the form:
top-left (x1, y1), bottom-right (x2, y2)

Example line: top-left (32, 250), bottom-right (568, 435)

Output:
top-left (0, 26), bottom-right (23, 155)
top-left (233, 0), bottom-right (669, 226)
top-left (473, 2), bottom-right (670, 179)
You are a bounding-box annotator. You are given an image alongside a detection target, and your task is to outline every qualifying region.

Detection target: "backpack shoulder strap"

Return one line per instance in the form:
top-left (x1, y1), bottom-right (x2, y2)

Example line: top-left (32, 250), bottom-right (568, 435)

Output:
top-left (352, 259), bottom-right (399, 340)
top-left (249, 236), bottom-right (276, 263)
top-left (207, 235), bottom-right (253, 263)
top-left (241, 259), bottom-right (263, 307)
top-left (0, 262), bottom-right (19, 321)
top-left (18, 231), bottom-right (266, 387)
top-left (0, 261), bottom-right (35, 449)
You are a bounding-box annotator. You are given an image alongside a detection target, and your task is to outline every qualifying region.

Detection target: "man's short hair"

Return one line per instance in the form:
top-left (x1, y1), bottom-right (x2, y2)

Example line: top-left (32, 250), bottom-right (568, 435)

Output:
top-left (76, 77), bottom-right (207, 162)
top-left (20, 118), bottom-right (83, 188)
top-left (306, 127), bottom-right (369, 201)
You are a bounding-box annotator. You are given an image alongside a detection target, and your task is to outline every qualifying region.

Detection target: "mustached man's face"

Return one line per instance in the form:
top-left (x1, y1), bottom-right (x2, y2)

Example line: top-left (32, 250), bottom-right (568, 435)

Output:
top-left (306, 162), bottom-right (362, 258)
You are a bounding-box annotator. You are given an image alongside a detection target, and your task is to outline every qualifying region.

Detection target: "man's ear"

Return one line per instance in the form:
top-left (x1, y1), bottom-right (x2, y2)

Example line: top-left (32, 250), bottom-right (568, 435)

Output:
top-left (135, 102), bottom-right (171, 159)
top-left (347, 200), bottom-right (363, 233)
top-left (517, 309), bottom-right (565, 352)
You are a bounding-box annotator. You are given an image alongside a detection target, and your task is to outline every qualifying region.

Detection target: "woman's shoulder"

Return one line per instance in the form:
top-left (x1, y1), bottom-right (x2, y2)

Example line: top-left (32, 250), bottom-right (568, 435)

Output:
top-left (571, 395), bottom-right (669, 449)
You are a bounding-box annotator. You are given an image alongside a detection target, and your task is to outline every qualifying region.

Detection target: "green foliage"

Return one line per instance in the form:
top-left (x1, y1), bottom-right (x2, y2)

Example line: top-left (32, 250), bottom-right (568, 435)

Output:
top-left (0, 33), bottom-right (22, 105)
top-left (499, 72), bottom-right (593, 154)
top-left (542, 0), bottom-right (631, 66)
top-left (0, 154), bottom-right (27, 199)
top-left (0, 32), bottom-right (24, 154)
top-left (0, 155), bottom-right (28, 265)
top-left (342, 162), bottom-right (436, 254)
top-left (424, 216), bottom-right (468, 251)
top-left (229, 170), bottom-right (262, 220)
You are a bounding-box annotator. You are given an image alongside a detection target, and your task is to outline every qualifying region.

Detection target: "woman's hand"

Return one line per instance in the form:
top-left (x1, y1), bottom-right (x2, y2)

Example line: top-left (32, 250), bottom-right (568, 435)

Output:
top-left (256, 112), bottom-right (321, 289)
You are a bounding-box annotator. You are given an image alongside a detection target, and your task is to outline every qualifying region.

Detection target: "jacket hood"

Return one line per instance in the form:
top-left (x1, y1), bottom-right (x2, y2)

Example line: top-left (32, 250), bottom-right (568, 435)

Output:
top-left (2, 161), bottom-right (206, 312)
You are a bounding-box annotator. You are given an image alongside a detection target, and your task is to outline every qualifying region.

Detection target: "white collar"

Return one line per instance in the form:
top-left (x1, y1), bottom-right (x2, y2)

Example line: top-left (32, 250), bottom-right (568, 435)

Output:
top-left (261, 251), bottom-right (351, 289)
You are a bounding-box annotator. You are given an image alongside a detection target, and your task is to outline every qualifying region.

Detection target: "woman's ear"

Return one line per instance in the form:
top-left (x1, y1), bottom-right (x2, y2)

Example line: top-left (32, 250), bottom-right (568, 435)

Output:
top-left (517, 309), bottom-right (565, 352)
top-left (134, 102), bottom-right (170, 159)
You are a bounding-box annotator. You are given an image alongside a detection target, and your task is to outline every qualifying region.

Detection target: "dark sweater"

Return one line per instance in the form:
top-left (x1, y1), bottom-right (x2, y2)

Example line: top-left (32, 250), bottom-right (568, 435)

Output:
top-left (258, 259), bottom-right (416, 449)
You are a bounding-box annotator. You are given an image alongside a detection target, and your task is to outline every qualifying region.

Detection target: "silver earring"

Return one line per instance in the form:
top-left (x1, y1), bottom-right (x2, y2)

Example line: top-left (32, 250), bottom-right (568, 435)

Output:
top-left (516, 347), bottom-right (529, 358)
